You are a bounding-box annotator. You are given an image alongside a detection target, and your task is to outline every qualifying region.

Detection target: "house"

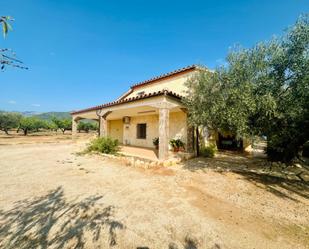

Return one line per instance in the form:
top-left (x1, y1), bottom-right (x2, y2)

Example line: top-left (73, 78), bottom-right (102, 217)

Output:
top-left (71, 65), bottom-right (251, 161)
top-left (71, 65), bottom-right (204, 160)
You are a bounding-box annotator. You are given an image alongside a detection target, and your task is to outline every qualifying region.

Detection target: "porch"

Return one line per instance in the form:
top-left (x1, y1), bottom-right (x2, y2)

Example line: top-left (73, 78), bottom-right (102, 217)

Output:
top-left (120, 145), bottom-right (158, 161)
top-left (71, 91), bottom-right (193, 161)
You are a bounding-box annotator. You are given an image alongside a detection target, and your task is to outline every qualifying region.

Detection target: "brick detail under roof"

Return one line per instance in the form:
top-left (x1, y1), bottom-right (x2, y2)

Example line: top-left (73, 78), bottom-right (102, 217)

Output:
top-left (71, 90), bottom-right (182, 115)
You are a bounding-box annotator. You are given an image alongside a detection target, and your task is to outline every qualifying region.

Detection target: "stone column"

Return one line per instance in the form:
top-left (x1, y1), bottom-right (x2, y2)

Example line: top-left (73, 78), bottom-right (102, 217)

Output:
top-left (99, 116), bottom-right (107, 137)
top-left (72, 117), bottom-right (78, 136)
top-left (159, 107), bottom-right (170, 160)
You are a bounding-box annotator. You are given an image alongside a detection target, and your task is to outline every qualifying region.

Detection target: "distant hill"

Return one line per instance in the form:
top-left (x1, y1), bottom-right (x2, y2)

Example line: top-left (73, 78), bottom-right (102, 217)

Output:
top-left (21, 111), bottom-right (47, 117)
top-left (34, 112), bottom-right (71, 120)
top-left (0, 111), bottom-right (72, 120)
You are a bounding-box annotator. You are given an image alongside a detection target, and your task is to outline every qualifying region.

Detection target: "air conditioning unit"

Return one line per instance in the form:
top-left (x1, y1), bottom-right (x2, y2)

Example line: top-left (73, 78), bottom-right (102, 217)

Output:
top-left (123, 116), bottom-right (131, 124)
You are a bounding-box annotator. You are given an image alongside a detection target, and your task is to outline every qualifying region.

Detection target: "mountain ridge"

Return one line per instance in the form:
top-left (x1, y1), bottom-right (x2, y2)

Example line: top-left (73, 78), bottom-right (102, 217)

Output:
top-left (0, 111), bottom-right (71, 120)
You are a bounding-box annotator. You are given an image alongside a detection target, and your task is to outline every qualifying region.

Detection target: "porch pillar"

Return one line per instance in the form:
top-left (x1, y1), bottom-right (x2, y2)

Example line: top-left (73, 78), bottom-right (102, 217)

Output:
top-left (72, 117), bottom-right (78, 136)
top-left (159, 107), bottom-right (170, 160)
top-left (97, 110), bottom-right (112, 137)
top-left (99, 116), bottom-right (107, 137)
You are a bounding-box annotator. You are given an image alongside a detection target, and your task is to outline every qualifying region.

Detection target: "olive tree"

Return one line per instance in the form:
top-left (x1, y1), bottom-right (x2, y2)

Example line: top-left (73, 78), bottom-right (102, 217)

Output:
top-left (184, 14), bottom-right (309, 162)
top-left (77, 121), bottom-right (98, 133)
top-left (52, 117), bottom-right (72, 134)
top-left (0, 112), bottom-right (22, 134)
top-left (18, 117), bottom-right (39, 135)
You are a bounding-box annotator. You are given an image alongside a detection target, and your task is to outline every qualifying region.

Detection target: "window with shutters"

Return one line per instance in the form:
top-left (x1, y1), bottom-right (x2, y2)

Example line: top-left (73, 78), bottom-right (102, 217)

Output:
top-left (136, 123), bottom-right (146, 139)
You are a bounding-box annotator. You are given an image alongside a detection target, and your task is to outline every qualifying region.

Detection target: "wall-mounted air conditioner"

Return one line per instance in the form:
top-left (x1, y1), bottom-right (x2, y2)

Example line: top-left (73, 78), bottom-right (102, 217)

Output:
top-left (123, 116), bottom-right (131, 124)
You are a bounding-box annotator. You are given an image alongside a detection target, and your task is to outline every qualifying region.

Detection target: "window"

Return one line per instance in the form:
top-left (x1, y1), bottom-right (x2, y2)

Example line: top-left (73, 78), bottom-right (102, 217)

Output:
top-left (137, 123), bottom-right (146, 139)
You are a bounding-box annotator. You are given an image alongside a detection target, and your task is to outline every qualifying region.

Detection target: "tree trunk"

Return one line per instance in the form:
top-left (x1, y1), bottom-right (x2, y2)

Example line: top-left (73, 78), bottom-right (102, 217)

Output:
top-left (196, 127), bottom-right (200, 157)
top-left (4, 129), bottom-right (9, 135)
top-left (24, 129), bottom-right (28, 136)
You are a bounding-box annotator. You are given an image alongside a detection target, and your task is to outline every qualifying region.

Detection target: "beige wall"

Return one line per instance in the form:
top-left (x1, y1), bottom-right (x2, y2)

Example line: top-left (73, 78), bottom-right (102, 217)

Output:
top-left (110, 111), bottom-right (188, 149)
top-left (123, 115), bottom-right (159, 148)
top-left (125, 72), bottom-right (196, 100)
top-left (169, 111), bottom-right (188, 148)
top-left (108, 119), bottom-right (123, 143)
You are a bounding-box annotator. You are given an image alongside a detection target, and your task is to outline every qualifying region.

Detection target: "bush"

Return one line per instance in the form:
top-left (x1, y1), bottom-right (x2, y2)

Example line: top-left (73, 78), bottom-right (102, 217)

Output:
top-left (153, 137), bottom-right (159, 148)
top-left (86, 137), bottom-right (119, 154)
top-left (169, 138), bottom-right (185, 151)
top-left (200, 144), bottom-right (217, 158)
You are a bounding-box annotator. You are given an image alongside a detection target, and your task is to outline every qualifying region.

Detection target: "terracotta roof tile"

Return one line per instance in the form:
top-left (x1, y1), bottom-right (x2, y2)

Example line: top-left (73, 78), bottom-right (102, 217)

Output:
top-left (130, 64), bottom-right (200, 89)
top-left (71, 65), bottom-right (206, 115)
top-left (71, 90), bottom-right (182, 115)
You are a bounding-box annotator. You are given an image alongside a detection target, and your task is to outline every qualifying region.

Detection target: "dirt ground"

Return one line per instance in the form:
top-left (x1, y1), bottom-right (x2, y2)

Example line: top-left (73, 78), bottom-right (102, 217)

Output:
top-left (0, 132), bottom-right (308, 249)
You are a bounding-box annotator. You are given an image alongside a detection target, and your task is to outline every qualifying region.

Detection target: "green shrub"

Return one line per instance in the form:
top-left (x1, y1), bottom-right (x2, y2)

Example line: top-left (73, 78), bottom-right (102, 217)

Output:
top-left (86, 137), bottom-right (119, 154)
top-left (169, 138), bottom-right (185, 150)
top-left (153, 137), bottom-right (159, 148)
top-left (200, 144), bottom-right (217, 158)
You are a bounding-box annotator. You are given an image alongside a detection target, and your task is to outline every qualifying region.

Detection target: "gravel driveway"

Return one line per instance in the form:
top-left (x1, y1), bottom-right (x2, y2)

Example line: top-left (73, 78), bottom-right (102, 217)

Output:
top-left (0, 137), bottom-right (308, 249)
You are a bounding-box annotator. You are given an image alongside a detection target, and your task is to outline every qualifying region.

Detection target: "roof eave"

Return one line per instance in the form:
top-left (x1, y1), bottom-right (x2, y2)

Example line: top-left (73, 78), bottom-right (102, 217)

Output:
top-left (71, 90), bottom-right (182, 115)
top-left (130, 64), bottom-right (204, 89)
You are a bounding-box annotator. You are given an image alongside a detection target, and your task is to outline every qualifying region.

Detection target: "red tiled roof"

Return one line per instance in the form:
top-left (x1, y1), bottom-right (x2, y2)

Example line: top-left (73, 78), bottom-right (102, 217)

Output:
top-left (71, 65), bottom-right (205, 115)
top-left (116, 64), bottom-right (203, 101)
top-left (71, 90), bottom-right (183, 115)
top-left (130, 64), bottom-right (201, 89)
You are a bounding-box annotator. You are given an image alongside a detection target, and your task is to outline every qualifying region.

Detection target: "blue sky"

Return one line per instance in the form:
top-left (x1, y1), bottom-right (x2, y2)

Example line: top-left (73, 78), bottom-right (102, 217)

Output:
top-left (1, 0), bottom-right (308, 112)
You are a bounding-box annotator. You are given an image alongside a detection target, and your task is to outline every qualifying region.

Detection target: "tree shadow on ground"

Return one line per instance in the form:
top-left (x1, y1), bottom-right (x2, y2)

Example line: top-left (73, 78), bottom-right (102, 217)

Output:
top-left (137, 235), bottom-right (221, 249)
top-left (0, 187), bottom-right (124, 249)
top-left (183, 152), bottom-right (309, 202)
top-left (168, 236), bottom-right (199, 249)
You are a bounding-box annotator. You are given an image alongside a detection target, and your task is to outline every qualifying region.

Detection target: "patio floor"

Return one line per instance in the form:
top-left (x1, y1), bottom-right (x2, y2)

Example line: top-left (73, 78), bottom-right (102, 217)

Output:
top-left (119, 145), bottom-right (159, 161)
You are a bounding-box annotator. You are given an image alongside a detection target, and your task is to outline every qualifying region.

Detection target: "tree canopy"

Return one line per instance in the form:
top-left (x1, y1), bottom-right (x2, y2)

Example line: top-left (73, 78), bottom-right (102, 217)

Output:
top-left (52, 117), bottom-right (72, 134)
top-left (0, 16), bottom-right (13, 37)
top-left (77, 121), bottom-right (98, 133)
top-left (0, 112), bottom-right (22, 134)
top-left (18, 117), bottom-right (40, 135)
top-left (184, 14), bottom-right (309, 162)
top-left (1, 16), bottom-right (27, 70)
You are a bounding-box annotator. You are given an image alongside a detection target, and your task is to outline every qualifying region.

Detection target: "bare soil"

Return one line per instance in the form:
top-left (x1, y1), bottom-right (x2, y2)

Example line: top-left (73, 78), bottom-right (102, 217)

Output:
top-left (0, 132), bottom-right (308, 249)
